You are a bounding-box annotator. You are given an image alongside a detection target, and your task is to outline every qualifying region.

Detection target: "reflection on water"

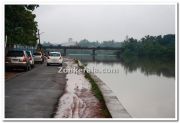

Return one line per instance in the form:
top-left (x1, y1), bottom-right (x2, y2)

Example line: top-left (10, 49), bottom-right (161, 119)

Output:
top-left (69, 54), bottom-right (175, 78)
top-left (121, 57), bottom-right (175, 78)
top-left (68, 54), bottom-right (175, 118)
top-left (68, 54), bottom-right (121, 63)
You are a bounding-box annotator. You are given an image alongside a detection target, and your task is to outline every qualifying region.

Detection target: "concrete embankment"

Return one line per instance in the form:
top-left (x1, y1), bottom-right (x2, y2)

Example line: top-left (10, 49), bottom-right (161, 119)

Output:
top-left (77, 60), bottom-right (131, 118)
top-left (89, 73), bottom-right (131, 118)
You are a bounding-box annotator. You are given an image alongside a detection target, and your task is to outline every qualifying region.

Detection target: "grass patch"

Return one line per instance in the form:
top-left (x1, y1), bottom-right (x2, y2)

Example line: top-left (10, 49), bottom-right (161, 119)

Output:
top-left (84, 71), bottom-right (112, 118)
top-left (84, 72), bottom-right (103, 101)
top-left (74, 58), bottom-right (78, 64)
top-left (74, 59), bottom-right (84, 69)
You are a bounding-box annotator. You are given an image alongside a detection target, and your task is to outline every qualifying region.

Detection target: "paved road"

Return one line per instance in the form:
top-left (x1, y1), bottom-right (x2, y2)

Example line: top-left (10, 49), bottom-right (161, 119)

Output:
top-left (5, 63), bottom-right (67, 118)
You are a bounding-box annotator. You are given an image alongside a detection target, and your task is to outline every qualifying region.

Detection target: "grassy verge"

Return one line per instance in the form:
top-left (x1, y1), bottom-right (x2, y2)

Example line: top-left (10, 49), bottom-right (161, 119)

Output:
top-left (74, 58), bottom-right (84, 69)
top-left (75, 59), bottom-right (112, 118)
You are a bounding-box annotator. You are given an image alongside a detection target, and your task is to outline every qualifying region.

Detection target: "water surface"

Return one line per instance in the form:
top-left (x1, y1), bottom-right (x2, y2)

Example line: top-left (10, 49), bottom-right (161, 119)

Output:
top-left (68, 54), bottom-right (175, 118)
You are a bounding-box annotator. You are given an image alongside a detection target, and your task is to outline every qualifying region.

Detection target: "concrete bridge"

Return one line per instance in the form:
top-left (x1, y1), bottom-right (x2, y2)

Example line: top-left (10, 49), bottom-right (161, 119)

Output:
top-left (43, 45), bottom-right (122, 56)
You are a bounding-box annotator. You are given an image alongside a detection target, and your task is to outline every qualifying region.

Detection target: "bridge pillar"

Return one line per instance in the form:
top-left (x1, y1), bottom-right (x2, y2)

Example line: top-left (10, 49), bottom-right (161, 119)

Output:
top-left (92, 55), bottom-right (95, 61)
top-left (92, 49), bottom-right (96, 56)
top-left (64, 48), bottom-right (66, 56)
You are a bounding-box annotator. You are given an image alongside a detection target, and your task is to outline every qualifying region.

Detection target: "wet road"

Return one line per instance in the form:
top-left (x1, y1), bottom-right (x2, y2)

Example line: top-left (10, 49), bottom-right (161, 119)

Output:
top-left (5, 63), bottom-right (67, 118)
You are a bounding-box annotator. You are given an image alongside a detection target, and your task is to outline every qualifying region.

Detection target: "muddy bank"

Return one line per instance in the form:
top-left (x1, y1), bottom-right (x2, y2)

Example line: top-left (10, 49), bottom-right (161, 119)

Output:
top-left (54, 58), bottom-right (110, 118)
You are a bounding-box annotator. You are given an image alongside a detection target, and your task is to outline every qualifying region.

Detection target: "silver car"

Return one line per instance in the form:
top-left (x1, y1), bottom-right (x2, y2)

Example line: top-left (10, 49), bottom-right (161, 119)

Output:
top-left (33, 52), bottom-right (44, 64)
top-left (5, 50), bottom-right (31, 71)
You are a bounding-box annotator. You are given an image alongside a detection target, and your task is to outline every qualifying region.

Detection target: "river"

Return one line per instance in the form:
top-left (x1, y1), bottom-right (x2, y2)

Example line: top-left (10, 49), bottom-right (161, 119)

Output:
top-left (68, 54), bottom-right (175, 118)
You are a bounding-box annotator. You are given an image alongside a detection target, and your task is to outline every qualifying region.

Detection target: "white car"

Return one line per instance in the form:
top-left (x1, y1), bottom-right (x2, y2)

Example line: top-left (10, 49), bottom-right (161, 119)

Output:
top-left (47, 52), bottom-right (63, 66)
top-left (33, 52), bottom-right (44, 64)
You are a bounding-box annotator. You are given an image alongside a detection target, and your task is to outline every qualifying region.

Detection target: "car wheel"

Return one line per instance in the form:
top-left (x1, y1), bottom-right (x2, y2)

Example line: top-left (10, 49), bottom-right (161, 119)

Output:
top-left (59, 63), bottom-right (62, 67)
top-left (28, 65), bottom-right (31, 71)
top-left (24, 66), bottom-right (28, 72)
top-left (5, 67), bottom-right (11, 72)
top-left (47, 63), bottom-right (49, 66)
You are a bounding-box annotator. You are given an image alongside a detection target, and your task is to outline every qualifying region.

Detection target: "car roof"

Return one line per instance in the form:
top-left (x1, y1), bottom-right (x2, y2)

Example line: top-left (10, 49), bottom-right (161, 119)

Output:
top-left (49, 52), bottom-right (61, 54)
top-left (8, 50), bottom-right (25, 52)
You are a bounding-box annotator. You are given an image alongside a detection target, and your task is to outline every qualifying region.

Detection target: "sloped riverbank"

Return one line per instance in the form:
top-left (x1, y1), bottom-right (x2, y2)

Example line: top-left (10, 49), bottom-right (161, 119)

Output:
top-left (54, 58), bottom-right (111, 118)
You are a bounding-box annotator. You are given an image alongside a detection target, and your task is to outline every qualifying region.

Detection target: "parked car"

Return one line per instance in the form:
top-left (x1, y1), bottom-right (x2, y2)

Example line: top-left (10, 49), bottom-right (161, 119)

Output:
top-left (47, 52), bottom-right (63, 66)
top-left (33, 52), bottom-right (44, 64)
top-left (26, 51), bottom-right (34, 67)
top-left (5, 50), bottom-right (31, 71)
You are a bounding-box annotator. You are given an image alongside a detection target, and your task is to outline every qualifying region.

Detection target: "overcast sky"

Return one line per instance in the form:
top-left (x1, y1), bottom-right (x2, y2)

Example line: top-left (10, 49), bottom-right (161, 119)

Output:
top-left (34, 5), bottom-right (175, 43)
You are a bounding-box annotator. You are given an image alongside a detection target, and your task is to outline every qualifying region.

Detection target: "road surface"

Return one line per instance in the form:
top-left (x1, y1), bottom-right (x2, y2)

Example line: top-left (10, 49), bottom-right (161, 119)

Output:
top-left (5, 63), bottom-right (67, 118)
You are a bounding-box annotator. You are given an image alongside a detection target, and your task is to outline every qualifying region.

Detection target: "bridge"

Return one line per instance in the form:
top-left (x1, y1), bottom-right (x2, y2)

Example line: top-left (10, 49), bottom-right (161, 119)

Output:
top-left (43, 45), bottom-right (122, 56)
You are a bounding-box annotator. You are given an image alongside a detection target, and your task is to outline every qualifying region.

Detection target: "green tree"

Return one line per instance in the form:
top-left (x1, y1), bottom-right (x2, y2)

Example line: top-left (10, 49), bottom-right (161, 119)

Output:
top-left (5, 5), bottom-right (39, 46)
top-left (117, 34), bottom-right (175, 61)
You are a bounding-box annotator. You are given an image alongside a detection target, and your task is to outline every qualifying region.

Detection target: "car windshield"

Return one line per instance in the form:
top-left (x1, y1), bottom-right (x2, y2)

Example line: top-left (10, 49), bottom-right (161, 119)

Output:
top-left (6, 51), bottom-right (24, 57)
top-left (49, 53), bottom-right (60, 57)
top-left (33, 52), bottom-right (41, 56)
top-left (26, 51), bottom-right (31, 57)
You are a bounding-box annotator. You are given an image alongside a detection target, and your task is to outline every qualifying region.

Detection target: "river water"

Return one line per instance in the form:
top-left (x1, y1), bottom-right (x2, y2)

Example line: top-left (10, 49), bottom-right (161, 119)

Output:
top-left (68, 54), bottom-right (175, 118)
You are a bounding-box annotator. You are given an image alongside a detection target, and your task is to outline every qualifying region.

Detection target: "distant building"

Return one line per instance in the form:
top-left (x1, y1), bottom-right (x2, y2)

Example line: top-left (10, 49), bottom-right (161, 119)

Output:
top-left (61, 41), bottom-right (77, 46)
top-left (42, 42), bottom-right (53, 46)
top-left (61, 38), bottom-right (77, 46)
top-left (68, 38), bottom-right (73, 42)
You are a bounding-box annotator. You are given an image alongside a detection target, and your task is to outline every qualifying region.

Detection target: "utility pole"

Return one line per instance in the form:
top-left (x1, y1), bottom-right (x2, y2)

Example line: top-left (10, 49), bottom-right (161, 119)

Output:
top-left (38, 29), bottom-right (40, 45)
top-left (37, 29), bottom-right (41, 51)
top-left (37, 29), bottom-right (44, 52)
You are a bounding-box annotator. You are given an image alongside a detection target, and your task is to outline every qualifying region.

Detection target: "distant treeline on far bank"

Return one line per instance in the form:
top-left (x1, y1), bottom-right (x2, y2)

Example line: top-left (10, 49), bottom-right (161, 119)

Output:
top-left (116, 34), bottom-right (175, 61)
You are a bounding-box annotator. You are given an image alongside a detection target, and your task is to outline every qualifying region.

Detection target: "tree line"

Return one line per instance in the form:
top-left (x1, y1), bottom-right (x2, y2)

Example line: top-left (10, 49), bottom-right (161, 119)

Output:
top-left (77, 39), bottom-right (122, 48)
top-left (5, 5), bottom-right (39, 46)
top-left (116, 34), bottom-right (175, 61)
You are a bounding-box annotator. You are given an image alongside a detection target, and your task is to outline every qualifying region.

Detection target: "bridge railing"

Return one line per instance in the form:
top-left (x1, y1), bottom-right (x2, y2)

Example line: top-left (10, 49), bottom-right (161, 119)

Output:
top-left (42, 45), bottom-right (121, 56)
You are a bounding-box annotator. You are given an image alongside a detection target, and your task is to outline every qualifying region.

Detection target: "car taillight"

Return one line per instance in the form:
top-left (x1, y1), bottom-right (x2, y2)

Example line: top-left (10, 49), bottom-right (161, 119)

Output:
top-left (22, 55), bottom-right (27, 62)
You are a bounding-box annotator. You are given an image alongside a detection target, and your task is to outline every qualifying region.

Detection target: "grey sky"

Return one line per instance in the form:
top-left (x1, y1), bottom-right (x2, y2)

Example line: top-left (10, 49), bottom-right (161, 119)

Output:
top-left (34, 5), bottom-right (175, 43)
